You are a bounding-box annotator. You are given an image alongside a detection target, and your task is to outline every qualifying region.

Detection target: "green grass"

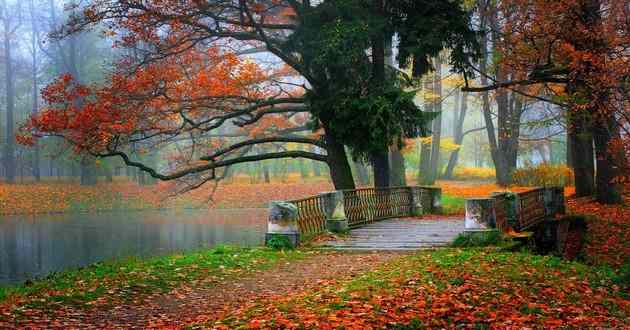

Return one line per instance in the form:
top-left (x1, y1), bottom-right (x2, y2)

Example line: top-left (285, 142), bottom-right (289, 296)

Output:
top-left (0, 245), bottom-right (307, 311)
top-left (441, 194), bottom-right (466, 215)
top-left (451, 230), bottom-right (506, 247)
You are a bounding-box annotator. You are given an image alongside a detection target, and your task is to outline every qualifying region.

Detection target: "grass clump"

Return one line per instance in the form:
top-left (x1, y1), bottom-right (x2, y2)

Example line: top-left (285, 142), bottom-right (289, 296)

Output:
top-left (451, 230), bottom-right (504, 247)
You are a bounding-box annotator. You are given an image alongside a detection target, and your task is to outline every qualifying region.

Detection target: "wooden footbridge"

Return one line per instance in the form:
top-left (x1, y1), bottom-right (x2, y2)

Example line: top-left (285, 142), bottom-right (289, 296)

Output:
top-left (265, 185), bottom-right (569, 252)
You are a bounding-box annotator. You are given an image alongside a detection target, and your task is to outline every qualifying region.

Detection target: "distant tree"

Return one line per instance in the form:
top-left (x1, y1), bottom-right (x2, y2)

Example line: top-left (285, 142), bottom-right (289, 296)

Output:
top-left (0, 0), bottom-right (20, 183)
top-left (463, 0), bottom-right (628, 203)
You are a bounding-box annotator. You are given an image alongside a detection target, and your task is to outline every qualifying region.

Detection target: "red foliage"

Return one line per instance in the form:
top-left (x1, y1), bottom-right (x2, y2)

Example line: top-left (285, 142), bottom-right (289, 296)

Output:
top-left (497, 0), bottom-right (630, 182)
top-left (567, 188), bottom-right (630, 268)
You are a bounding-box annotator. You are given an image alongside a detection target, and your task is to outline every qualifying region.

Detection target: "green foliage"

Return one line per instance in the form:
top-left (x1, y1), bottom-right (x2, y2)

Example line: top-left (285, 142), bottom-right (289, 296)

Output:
top-left (286, 0), bottom-right (475, 159)
top-left (266, 234), bottom-right (295, 250)
top-left (389, 0), bottom-right (480, 77)
top-left (309, 85), bottom-right (436, 159)
top-left (451, 230), bottom-right (504, 247)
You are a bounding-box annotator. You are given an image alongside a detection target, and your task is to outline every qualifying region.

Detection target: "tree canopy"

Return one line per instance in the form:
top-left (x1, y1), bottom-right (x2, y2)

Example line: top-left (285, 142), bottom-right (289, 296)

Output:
top-left (19, 0), bottom-right (479, 190)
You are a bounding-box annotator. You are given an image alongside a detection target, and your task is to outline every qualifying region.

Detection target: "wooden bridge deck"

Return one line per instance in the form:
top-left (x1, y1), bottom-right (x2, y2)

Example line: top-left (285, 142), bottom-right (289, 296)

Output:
top-left (318, 218), bottom-right (465, 251)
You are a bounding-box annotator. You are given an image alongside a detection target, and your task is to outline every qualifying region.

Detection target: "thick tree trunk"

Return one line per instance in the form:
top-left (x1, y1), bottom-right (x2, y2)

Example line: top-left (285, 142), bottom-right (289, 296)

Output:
top-left (593, 118), bottom-right (622, 204)
top-left (372, 152), bottom-right (390, 187)
top-left (569, 120), bottom-right (595, 197)
top-left (368, 0), bottom-right (390, 188)
top-left (324, 132), bottom-right (356, 190)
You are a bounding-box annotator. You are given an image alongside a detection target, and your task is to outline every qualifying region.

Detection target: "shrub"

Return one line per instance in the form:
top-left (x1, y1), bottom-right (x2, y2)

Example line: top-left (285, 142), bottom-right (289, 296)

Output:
top-left (451, 230), bottom-right (504, 247)
top-left (512, 163), bottom-right (574, 187)
top-left (266, 234), bottom-right (295, 250)
top-left (452, 166), bottom-right (496, 181)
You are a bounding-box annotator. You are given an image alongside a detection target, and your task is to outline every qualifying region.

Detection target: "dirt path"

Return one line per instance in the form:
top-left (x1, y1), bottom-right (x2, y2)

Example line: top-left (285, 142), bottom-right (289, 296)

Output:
top-left (8, 251), bottom-right (404, 329)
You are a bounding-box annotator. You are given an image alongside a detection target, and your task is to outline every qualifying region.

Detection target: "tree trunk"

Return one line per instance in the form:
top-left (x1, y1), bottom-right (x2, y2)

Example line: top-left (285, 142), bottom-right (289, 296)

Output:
top-left (568, 119), bottom-right (595, 197)
top-left (324, 132), bottom-right (356, 190)
top-left (29, 0), bottom-right (41, 182)
top-left (389, 144), bottom-right (406, 186)
top-left (352, 159), bottom-right (370, 186)
top-left (2, 4), bottom-right (16, 184)
top-left (444, 91), bottom-right (468, 179)
top-left (368, 0), bottom-right (390, 188)
top-left (428, 56), bottom-right (442, 185)
top-left (418, 72), bottom-right (434, 185)
top-left (593, 118), bottom-right (622, 204)
top-left (372, 152), bottom-right (390, 187)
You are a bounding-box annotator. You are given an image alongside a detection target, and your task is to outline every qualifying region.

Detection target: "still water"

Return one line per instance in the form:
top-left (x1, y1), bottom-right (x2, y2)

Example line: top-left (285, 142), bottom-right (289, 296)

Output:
top-left (0, 208), bottom-right (267, 284)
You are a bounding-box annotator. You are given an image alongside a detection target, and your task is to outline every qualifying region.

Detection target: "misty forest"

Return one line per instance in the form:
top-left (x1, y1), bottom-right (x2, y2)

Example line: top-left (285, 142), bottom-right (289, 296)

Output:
top-left (0, 0), bottom-right (628, 328)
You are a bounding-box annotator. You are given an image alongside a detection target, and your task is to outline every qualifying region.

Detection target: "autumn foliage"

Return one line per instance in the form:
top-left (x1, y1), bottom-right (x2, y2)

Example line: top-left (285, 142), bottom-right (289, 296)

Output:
top-left (497, 0), bottom-right (630, 183)
top-left (19, 47), bottom-right (273, 154)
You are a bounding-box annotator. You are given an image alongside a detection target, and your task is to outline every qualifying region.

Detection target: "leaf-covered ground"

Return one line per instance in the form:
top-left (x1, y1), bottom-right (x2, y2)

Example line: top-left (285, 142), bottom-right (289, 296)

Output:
top-left (2, 247), bottom-right (626, 328)
top-left (212, 249), bottom-right (629, 329)
top-left (0, 248), bottom-right (399, 328)
top-left (567, 187), bottom-right (630, 268)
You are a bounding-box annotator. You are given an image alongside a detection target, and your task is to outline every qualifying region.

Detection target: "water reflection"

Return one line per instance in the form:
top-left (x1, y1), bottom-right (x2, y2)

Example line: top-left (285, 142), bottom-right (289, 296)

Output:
top-left (0, 208), bottom-right (267, 284)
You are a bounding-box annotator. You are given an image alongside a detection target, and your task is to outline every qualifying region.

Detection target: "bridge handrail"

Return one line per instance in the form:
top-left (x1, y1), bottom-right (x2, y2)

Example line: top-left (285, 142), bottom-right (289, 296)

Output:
top-left (266, 186), bottom-right (442, 246)
top-left (465, 186), bottom-right (565, 233)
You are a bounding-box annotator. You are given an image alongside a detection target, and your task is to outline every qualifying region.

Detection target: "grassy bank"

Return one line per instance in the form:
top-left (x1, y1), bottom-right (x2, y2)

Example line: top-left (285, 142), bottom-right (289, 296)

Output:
top-left (215, 248), bottom-right (629, 329)
top-left (0, 246), bottom-right (306, 315)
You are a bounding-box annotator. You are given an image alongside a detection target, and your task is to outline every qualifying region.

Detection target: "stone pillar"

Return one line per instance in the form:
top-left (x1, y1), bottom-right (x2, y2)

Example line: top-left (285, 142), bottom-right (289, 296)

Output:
top-left (321, 191), bottom-right (349, 233)
top-left (265, 201), bottom-right (300, 247)
top-left (544, 186), bottom-right (566, 217)
top-left (410, 187), bottom-right (424, 216)
top-left (465, 198), bottom-right (496, 232)
top-left (420, 186), bottom-right (442, 214)
top-left (553, 186), bottom-right (565, 215)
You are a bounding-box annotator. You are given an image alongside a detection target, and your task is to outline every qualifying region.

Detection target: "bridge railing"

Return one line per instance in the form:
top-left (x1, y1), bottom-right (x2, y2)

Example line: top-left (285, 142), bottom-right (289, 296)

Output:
top-left (465, 186), bottom-right (565, 233)
top-left (265, 186), bottom-right (442, 247)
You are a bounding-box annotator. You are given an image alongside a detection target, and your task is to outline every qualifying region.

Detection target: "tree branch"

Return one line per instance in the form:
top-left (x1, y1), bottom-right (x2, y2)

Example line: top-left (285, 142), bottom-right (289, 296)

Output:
top-left (200, 136), bottom-right (324, 161)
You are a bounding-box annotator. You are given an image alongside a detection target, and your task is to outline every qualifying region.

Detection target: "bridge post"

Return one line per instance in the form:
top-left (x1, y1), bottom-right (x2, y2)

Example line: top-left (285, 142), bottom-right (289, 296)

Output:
top-left (420, 186), bottom-right (442, 214)
top-left (321, 191), bottom-right (349, 233)
top-left (265, 201), bottom-right (300, 248)
top-left (544, 186), bottom-right (565, 217)
top-left (492, 191), bottom-right (521, 230)
top-left (464, 198), bottom-right (496, 232)
top-left (410, 187), bottom-right (424, 216)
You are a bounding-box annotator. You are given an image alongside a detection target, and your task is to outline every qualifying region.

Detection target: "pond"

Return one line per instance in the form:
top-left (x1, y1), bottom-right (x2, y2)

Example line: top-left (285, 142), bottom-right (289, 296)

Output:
top-left (0, 208), bottom-right (267, 285)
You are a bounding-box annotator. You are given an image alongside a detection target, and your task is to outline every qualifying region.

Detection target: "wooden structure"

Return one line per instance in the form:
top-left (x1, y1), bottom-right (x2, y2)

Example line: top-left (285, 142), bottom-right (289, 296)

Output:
top-left (266, 186), bottom-right (442, 247)
top-left (466, 187), bottom-right (565, 233)
top-left (318, 218), bottom-right (464, 251)
top-left (465, 187), bottom-right (580, 258)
